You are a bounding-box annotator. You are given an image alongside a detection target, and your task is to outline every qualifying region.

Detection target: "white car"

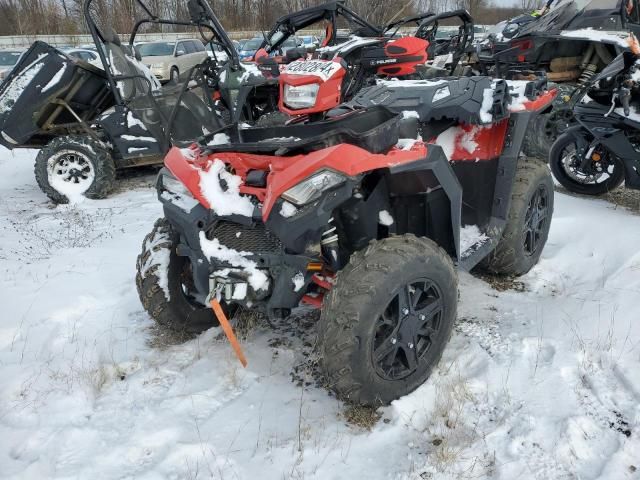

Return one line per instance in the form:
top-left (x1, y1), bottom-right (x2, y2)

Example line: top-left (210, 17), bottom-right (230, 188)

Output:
top-left (138, 39), bottom-right (208, 83)
top-left (0, 50), bottom-right (25, 80)
top-left (66, 48), bottom-right (102, 68)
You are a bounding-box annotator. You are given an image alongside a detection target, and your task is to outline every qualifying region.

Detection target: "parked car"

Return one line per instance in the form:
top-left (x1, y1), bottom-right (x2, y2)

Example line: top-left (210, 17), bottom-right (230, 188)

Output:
top-left (279, 36), bottom-right (304, 55)
top-left (238, 37), bottom-right (262, 60)
top-left (138, 39), bottom-right (208, 83)
top-left (66, 48), bottom-right (101, 67)
top-left (299, 35), bottom-right (320, 48)
top-left (0, 50), bottom-right (25, 80)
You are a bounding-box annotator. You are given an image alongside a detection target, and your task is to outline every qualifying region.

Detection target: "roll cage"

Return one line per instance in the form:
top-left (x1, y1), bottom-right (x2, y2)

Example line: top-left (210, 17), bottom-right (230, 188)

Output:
top-left (260, 1), bottom-right (383, 54)
top-left (83, 0), bottom-right (239, 106)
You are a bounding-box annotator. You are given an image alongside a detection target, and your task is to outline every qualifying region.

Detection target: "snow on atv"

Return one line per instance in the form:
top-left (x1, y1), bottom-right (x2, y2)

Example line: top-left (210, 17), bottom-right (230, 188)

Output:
top-left (476, 0), bottom-right (638, 158)
top-left (0, 0), bottom-right (237, 203)
top-left (135, 75), bottom-right (557, 406)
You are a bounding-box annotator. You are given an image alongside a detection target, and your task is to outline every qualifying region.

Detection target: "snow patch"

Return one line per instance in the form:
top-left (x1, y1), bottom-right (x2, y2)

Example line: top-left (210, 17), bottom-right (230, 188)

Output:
top-left (41, 62), bottom-right (67, 93)
top-left (401, 110), bottom-right (420, 119)
top-left (292, 272), bottom-right (305, 292)
top-left (0, 55), bottom-right (47, 113)
top-left (199, 232), bottom-right (269, 291)
top-left (126, 111), bottom-right (147, 130)
top-left (480, 86), bottom-right (495, 123)
top-left (280, 201), bottom-right (298, 218)
top-left (207, 133), bottom-right (230, 146)
top-left (121, 135), bottom-right (156, 142)
top-left (378, 210), bottom-right (394, 226)
top-left (396, 138), bottom-right (419, 150)
top-left (559, 29), bottom-right (631, 48)
top-left (199, 159), bottom-right (255, 217)
top-left (460, 224), bottom-right (488, 252)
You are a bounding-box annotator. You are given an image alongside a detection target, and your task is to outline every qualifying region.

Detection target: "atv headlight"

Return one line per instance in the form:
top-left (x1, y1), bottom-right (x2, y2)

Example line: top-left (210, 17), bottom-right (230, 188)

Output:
top-left (282, 170), bottom-right (345, 206)
top-left (283, 83), bottom-right (320, 109)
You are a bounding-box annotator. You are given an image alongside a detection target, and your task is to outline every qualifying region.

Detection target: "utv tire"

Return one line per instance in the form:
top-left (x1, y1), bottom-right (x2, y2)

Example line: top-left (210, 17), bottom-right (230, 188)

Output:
top-left (136, 218), bottom-right (232, 334)
top-left (318, 235), bottom-right (458, 406)
top-left (480, 158), bottom-right (554, 276)
top-left (34, 135), bottom-right (115, 204)
top-left (549, 131), bottom-right (625, 196)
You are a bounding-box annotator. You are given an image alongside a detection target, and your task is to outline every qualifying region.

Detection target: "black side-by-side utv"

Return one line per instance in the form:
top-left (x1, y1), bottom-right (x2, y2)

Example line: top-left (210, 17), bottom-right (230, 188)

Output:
top-left (0, 0), bottom-right (237, 203)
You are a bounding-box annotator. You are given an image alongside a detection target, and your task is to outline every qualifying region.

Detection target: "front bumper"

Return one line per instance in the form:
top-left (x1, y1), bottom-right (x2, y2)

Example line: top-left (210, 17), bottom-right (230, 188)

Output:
top-left (157, 172), bottom-right (319, 313)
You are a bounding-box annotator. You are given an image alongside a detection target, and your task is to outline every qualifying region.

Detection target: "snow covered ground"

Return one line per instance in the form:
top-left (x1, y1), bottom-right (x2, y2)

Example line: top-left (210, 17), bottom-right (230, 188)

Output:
top-left (1, 147), bottom-right (639, 479)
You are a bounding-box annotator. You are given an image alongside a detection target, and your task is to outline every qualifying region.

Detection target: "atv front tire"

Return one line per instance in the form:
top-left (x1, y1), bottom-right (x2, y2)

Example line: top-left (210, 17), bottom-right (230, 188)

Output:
top-left (34, 135), bottom-right (115, 204)
top-left (318, 235), bottom-right (458, 406)
top-left (136, 218), bottom-right (231, 334)
top-left (480, 158), bottom-right (554, 276)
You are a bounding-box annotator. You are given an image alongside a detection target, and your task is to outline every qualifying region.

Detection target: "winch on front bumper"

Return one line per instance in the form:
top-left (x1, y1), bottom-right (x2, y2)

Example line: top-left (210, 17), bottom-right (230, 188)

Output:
top-left (157, 169), bottom-right (325, 317)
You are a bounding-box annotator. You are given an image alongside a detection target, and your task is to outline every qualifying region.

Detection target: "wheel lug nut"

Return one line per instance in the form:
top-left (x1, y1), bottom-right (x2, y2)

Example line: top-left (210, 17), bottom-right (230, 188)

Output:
top-left (402, 308), bottom-right (409, 315)
top-left (391, 338), bottom-right (397, 345)
top-left (419, 314), bottom-right (425, 320)
top-left (408, 343), bottom-right (414, 349)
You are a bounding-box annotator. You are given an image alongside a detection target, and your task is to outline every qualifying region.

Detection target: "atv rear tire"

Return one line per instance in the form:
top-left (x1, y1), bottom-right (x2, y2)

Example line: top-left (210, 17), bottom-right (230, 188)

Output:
top-left (318, 235), bottom-right (458, 406)
top-left (480, 158), bottom-right (554, 276)
top-left (526, 83), bottom-right (576, 160)
top-left (136, 218), bottom-right (232, 334)
top-left (34, 135), bottom-right (116, 204)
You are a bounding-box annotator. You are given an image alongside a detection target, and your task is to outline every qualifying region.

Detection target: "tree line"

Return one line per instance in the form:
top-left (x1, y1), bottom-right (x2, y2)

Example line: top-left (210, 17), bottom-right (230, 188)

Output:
top-left (0, 0), bottom-right (533, 37)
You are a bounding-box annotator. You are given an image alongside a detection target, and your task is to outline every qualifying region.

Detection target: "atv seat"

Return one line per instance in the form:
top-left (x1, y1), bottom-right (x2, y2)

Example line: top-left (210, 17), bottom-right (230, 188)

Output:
top-left (201, 106), bottom-right (399, 156)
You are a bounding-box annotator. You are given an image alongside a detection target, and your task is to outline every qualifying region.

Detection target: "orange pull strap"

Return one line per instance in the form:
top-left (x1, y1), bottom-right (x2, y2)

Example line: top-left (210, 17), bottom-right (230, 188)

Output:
top-left (210, 299), bottom-right (247, 368)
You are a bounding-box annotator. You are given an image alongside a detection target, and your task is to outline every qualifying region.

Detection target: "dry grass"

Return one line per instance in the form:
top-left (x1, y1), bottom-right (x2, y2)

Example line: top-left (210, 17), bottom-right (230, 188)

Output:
top-left (342, 404), bottom-right (382, 430)
top-left (474, 272), bottom-right (526, 292)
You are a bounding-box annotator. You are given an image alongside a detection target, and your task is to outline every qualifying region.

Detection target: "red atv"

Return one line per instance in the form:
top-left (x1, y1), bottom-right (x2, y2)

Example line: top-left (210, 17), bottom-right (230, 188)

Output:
top-left (136, 79), bottom-right (556, 405)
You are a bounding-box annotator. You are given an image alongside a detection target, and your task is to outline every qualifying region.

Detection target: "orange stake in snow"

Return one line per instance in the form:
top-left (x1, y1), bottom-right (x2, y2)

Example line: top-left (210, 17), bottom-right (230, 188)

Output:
top-left (209, 298), bottom-right (247, 368)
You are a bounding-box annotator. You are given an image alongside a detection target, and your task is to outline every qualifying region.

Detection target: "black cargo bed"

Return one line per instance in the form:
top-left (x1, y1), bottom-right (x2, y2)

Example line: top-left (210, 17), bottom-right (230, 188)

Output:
top-left (0, 41), bottom-right (114, 149)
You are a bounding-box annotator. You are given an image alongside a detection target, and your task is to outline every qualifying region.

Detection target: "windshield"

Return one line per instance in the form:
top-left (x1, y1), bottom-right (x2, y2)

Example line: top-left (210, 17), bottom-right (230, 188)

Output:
top-left (302, 37), bottom-right (314, 44)
top-left (0, 51), bottom-right (21, 66)
top-left (138, 42), bottom-right (175, 57)
top-left (282, 38), bottom-right (297, 47)
top-left (242, 39), bottom-right (262, 50)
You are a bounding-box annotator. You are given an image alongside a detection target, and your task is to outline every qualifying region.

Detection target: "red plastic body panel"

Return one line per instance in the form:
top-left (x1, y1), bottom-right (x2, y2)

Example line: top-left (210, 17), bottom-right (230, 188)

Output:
top-left (377, 37), bottom-right (428, 76)
top-left (278, 60), bottom-right (346, 115)
top-left (427, 121), bottom-right (509, 161)
top-left (164, 142), bottom-right (428, 221)
top-left (516, 88), bottom-right (557, 112)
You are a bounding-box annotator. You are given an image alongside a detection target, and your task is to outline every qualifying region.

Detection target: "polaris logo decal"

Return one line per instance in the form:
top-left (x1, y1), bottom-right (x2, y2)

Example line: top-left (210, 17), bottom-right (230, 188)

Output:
top-left (372, 58), bottom-right (398, 65)
top-left (283, 60), bottom-right (342, 80)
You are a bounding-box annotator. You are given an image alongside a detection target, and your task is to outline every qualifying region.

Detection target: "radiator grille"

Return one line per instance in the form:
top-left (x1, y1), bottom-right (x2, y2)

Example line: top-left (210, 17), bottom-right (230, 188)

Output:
top-left (206, 220), bottom-right (283, 253)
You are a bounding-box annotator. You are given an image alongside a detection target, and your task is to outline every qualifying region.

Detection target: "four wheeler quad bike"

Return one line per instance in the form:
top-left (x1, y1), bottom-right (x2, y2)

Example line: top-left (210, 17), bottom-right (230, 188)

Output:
top-left (135, 77), bottom-right (557, 406)
top-left (476, 0), bottom-right (639, 159)
top-left (549, 50), bottom-right (640, 195)
top-left (0, 0), bottom-right (239, 203)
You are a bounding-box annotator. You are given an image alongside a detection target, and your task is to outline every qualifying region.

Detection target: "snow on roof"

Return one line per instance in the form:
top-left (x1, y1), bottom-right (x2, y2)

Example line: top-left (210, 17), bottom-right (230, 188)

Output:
top-left (559, 29), bottom-right (630, 48)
